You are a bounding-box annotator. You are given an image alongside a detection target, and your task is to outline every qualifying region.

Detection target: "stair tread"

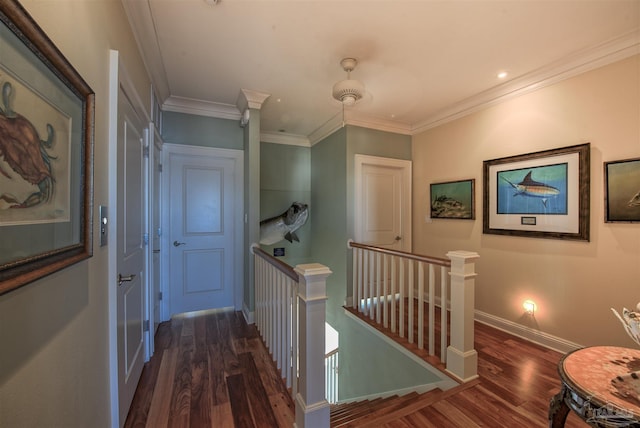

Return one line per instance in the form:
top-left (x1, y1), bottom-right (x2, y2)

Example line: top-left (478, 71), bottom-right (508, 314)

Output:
top-left (330, 390), bottom-right (442, 427)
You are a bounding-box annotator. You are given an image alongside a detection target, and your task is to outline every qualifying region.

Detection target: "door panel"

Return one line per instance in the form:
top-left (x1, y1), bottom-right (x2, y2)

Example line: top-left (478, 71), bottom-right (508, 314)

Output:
top-left (355, 155), bottom-right (412, 251)
top-left (116, 88), bottom-right (146, 425)
top-left (168, 151), bottom-right (237, 315)
top-left (362, 167), bottom-right (402, 247)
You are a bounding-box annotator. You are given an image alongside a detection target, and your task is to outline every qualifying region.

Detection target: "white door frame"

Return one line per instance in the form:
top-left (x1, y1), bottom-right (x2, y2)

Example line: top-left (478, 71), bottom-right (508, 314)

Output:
top-left (160, 143), bottom-right (244, 321)
top-left (107, 50), bottom-right (152, 428)
top-left (354, 154), bottom-right (412, 251)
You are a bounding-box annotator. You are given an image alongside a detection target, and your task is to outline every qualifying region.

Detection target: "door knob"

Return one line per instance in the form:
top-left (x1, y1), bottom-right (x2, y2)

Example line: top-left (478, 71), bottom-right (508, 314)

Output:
top-left (118, 273), bottom-right (136, 286)
top-left (395, 236), bottom-right (402, 241)
top-left (173, 240), bottom-right (186, 247)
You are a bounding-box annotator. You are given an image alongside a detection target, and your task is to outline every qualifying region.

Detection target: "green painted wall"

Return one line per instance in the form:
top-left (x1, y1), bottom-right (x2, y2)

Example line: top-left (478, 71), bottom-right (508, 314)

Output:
top-left (310, 126), bottom-right (412, 324)
top-left (260, 142), bottom-right (312, 264)
top-left (162, 111), bottom-right (243, 149)
top-left (311, 128), bottom-right (348, 325)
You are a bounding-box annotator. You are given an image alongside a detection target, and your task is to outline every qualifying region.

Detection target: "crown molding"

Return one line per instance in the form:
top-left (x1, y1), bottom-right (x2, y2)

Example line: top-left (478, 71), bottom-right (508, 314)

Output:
top-left (308, 111), bottom-right (343, 146)
top-left (121, 0), bottom-right (171, 103)
top-left (346, 110), bottom-right (412, 136)
top-left (162, 95), bottom-right (241, 120)
top-left (261, 131), bottom-right (310, 147)
top-left (237, 88), bottom-right (271, 112)
top-left (411, 30), bottom-right (640, 135)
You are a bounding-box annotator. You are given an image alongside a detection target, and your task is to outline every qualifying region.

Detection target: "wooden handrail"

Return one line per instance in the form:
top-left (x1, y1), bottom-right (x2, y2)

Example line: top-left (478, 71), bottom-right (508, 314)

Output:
top-left (348, 240), bottom-right (451, 267)
top-left (251, 244), bottom-right (298, 281)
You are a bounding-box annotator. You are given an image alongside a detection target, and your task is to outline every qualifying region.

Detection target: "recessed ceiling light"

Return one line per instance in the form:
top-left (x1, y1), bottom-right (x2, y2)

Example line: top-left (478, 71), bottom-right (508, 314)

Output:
top-left (497, 71), bottom-right (508, 79)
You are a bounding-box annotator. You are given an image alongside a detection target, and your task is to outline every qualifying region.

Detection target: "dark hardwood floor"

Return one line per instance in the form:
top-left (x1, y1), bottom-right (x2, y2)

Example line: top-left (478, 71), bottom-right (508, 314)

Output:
top-left (124, 310), bottom-right (295, 428)
top-left (125, 306), bottom-right (588, 427)
top-left (345, 304), bottom-right (588, 427)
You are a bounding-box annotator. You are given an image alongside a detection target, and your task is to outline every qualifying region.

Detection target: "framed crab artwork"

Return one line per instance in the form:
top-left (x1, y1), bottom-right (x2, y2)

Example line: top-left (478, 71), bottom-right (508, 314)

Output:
top-left (0, 0), bottom-right (94, 294)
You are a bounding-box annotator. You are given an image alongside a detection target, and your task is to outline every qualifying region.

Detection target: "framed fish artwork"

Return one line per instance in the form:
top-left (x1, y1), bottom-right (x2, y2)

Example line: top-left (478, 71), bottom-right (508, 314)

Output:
top-left (430, 179), bottom-right (475, 220)
top-left (0, 0), bottom-right (94, 295)
top-left (604, 157), bottom-right (640, 223)
top-left (483, 143), bottom-right (590, 241)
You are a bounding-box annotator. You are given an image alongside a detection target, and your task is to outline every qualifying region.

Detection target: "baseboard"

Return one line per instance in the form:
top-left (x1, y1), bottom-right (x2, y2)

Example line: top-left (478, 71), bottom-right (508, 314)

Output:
top-left (242, 303), bottom-right (254, 325)
top-left (348, 293), bottom-right (581, 353)
top-left (474, 310), bottom-right (582, 354)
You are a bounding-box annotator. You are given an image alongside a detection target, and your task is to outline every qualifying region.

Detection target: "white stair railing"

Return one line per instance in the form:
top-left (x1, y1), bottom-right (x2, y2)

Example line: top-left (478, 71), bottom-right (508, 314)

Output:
top-left (348, 240), bottom-right (479, 383)
top-left (251, 244), bottom-right (332, 428)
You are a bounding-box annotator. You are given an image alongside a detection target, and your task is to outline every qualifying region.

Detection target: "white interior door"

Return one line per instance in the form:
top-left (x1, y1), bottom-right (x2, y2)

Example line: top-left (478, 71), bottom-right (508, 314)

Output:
top-left (116, 85), bottom-right (147, 425)
top-left (354, 154), bottom-right (412, 251)
top-left (165, 145), bottom-right (243, 316)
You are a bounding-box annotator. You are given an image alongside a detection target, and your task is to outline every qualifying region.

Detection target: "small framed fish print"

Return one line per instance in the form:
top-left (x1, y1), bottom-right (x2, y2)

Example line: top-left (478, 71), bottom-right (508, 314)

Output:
top-left (604, 157), bottom-right (640, 223)
top-left (483, 143), bottom-right (590, 241)
top-left (430, 179), bottom-right (475, 220)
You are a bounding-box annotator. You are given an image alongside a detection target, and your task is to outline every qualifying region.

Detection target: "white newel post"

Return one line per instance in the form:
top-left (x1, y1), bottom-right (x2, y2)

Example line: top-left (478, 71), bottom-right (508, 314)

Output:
top-left (294, 263), bottom-right (332, 428)
top-left (445, 250), bottom-right (480, 383)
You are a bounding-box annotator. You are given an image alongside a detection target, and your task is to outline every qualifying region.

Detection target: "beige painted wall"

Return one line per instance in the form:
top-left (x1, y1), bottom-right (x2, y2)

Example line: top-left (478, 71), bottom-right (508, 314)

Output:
top-left (0, 1), bottom-right (150, 426)
top-left (413, 55), bottom-right (640, 348)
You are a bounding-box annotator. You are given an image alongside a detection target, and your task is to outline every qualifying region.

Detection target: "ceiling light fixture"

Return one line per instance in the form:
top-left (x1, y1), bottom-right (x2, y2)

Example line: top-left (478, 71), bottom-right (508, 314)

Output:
top-left (332, 58), bottom-right (365, 106)
top-left (497, 71), bottom-right (508, 79)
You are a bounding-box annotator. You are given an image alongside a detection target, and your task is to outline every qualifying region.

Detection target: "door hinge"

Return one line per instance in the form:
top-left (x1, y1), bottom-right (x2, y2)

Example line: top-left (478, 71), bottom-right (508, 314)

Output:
top-left (144, 233), bottom-right (149, 245)
top-left (143, 320), bottom-right (150, 332)
top-left (159, 291), bottom-right (163, 301)
top-left (143, 146), bottom-right (150, 158)
top-left (158, 164), bottom-right (163, 173)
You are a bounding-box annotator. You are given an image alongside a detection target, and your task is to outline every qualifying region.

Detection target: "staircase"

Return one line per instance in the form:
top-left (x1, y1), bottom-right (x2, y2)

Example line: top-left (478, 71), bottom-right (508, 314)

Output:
top-left (330, 381), bottom-right (479, 427)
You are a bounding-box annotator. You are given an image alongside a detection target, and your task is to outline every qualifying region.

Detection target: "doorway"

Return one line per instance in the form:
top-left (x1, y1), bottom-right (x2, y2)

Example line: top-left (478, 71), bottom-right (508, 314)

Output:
top-left (161, 144), bottom-right (244, 318)
top-left (354, 154), bottom-right (412, 251)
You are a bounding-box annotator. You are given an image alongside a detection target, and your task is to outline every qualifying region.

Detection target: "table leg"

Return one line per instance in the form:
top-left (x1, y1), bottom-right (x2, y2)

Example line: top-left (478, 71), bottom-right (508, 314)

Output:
top-left (549, 385), bottom-right (570, 428)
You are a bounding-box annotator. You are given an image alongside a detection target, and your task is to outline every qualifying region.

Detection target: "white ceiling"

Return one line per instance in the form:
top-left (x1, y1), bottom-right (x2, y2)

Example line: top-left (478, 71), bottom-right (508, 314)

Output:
top-left (122, 0), bottom-right (640, 145)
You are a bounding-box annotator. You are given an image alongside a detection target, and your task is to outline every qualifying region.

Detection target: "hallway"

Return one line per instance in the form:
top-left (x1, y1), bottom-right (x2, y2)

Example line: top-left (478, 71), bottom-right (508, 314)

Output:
top-left (124, 310), bottom-right (295, 427)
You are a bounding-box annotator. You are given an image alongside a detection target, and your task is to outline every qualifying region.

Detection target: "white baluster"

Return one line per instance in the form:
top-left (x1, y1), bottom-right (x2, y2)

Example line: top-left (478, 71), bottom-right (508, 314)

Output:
top-left (408, 259), bottom-right (414, 344)
top-left (440, 265), bottom-right (448, 362)
top-left (391, 255), bottom-right (396, 333)
top-left (376, 251), bottom-right (382, 324)
top-left (428, 263), bottom-right (435, 356)
top-left (399, 258), bottom-right (405, 338)
top-left (418, 261), bottom-right (424, 350)
top-left (383, 254), bottom-right (389, 329)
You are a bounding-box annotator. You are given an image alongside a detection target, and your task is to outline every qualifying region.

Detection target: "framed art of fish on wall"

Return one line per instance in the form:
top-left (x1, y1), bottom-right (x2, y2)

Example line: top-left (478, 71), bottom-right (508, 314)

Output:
top-left (483, 143), bottom-right (590, 241)
top-left (430, 179), bottom-right (475, 220)
top-left (0, 0), bottom-right (95, 295)
top-left (604, 157), bottom-right (640, 223)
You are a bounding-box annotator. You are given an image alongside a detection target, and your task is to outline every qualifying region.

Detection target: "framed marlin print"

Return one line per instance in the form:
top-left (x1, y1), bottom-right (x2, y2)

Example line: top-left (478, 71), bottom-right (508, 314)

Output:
top-left (0, 0), bottom-right (94, 295)
top-left (483, 143), bottom-right (590, 241)
top-left (604, 157), bottom-right (640, 223)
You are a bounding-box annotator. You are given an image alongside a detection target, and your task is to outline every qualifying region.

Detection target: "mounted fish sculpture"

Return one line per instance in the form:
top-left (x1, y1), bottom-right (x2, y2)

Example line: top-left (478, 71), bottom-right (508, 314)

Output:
top-left (0, 81), bottom-right (56, 208)
top-left (259, 202), bottom-right (309, 245)
top-left (501, 171), bottom-right (560, 208)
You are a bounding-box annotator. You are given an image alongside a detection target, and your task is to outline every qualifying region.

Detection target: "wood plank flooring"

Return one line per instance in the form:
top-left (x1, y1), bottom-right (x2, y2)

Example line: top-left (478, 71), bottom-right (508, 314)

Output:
top-left (126, 305), bottom-right (588, 427)
top-left (345, 304), bottom-right (589, 427)
top-left (124, 310), bottom-right (295, 428)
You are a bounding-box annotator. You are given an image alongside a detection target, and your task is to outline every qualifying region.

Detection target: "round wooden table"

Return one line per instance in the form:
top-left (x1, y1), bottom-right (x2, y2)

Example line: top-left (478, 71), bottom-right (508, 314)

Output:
top-left (549, 346), bottom-right (640, 427)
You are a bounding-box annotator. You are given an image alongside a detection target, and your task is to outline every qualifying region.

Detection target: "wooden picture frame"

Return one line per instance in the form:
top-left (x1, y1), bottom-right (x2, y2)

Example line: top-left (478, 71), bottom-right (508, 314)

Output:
top-left (0, 0), bottom-right (94, 294)
top-left (604, 157), bottom-right (640, 223)
top-left (483, 143), bottom-right (590, 241)
top-left (430, 179), bottom-right (475, 219)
